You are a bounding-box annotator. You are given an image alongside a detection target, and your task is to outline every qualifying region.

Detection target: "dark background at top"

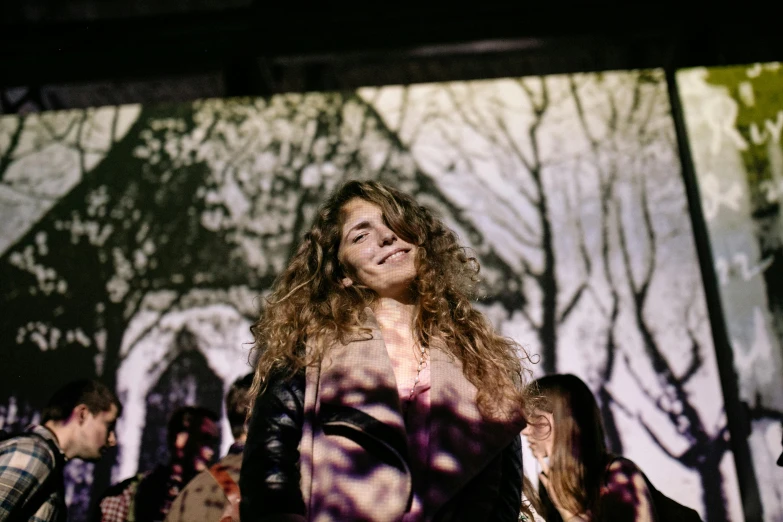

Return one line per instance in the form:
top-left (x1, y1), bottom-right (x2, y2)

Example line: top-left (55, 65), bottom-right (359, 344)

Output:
top-left (2, 1), bottom-right (783, 112)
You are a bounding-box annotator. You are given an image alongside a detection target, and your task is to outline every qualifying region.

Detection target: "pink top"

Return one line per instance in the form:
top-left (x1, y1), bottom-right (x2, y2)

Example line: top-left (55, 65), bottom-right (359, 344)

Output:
top-left (399, 365), bottom-right (431, 522)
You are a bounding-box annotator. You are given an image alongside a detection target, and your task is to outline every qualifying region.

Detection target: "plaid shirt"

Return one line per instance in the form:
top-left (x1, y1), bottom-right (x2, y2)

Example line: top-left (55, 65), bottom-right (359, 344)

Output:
top-left (0, 425), bottom-right (66, 522)
top-left (97, 473), bottom-right (145, 522)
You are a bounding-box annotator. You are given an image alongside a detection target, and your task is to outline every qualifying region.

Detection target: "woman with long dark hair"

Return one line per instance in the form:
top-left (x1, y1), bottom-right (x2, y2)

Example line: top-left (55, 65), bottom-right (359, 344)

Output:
top-left (240, 180), bottom-right (532, 521)
top-left (521, 374), bottom-right (658, 522)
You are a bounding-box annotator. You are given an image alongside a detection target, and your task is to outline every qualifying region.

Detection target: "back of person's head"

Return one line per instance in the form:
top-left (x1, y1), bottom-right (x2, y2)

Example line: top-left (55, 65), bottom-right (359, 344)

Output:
top-left (530, 374), bottom-right (607, 518)
top-left (534, 374), bottom-right (607, 461)
top-left (226, 373), bottom-right (254, 439)
top-left (42, 378), bottom-right (122, 424)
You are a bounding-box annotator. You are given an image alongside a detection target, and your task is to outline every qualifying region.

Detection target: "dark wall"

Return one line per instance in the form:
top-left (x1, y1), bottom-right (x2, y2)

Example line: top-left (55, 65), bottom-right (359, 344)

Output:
top-left (3, 3), bottom-right (783, 111)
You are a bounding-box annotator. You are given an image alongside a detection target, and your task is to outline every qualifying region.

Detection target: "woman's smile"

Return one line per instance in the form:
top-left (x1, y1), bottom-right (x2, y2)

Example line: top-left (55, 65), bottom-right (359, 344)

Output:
top-left (378, 248), bottom-right (410, 264)
top-left (338, 198), bottom-right (418, 299)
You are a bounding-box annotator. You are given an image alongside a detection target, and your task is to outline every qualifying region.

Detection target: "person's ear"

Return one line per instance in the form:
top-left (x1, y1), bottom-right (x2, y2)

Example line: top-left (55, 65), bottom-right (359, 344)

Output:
top-left (73, 404), bottom-right (89, 425)
top-left (340, 276), bottom-right (353, 288)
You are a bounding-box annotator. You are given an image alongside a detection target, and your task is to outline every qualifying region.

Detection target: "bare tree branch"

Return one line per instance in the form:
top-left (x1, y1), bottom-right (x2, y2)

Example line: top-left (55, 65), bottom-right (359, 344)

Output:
top-left (637, 414), bottom-right (679, 460)
top-left (117, 291), bottom-right (186, 363)
top-left (748, 398), bottom-right (783, 423)
top-left (622, 352), bottom-right (659, 405)
top-left (0, 118), bottom-right (25, 178)
top-left (679, 326), bottom-right (704, 386)
top-left (637, 174), bottom-right (658, 300)
top-left (602, 387), bottom-right (633, 417)
top-left (558, 163), bottom-right (593, 324)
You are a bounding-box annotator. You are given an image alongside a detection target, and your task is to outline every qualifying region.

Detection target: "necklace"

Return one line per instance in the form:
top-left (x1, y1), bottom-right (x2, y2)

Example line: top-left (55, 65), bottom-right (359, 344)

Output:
top-left (408, 344), bottom-right (429, 399)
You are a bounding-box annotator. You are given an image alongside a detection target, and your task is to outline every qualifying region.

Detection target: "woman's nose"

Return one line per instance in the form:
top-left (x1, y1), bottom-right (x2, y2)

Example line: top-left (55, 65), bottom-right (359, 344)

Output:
top-left (379, 227), bottom-right (396, 245)
top-left (108, 431), bottom-right (117, 447)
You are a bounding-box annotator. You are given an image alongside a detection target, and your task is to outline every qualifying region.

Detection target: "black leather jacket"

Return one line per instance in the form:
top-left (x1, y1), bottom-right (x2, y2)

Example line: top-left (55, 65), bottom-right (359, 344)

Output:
top-left (239, 370), bottom-right (523, 521)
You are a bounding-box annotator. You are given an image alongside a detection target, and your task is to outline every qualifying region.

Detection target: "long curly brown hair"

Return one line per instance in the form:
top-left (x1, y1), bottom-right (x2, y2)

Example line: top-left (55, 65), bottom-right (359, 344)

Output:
top-left (248, 179), bottom-right (532, 420)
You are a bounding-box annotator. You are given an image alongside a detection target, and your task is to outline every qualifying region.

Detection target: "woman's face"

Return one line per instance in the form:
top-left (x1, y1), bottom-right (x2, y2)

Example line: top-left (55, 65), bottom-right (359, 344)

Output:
top-left (521, 410), bottom-right (555, 459)
top-left (337, 198), bottom-right (418, 300)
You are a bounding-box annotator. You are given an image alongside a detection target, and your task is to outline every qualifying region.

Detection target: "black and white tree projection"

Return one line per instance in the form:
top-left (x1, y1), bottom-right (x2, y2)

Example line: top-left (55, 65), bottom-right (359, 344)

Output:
top-left (678, 62), bottom-right (783, 522)
top-left (0, 71), bottom-right (745, 521)
top-left (359, 71), bottom-right (742, 521)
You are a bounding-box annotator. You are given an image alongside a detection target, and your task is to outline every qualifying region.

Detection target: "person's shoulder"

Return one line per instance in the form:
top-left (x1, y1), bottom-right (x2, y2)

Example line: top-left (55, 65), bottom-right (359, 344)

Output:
top-left (219, 452), bottom-right (243, 472)
top-left (180, 467), bottom-right (216, 492)
top-left (606, 455), bottom-right (643, 475)
top-left (0, 430), bottom-right (57, 471)
top-left (164, 467), bottom-right (227, 522)
top-left (184, 453), bottom-right (242, 491)
top-left (211, 453), bottom-right (243, 485)
top-left (1, 432), bottom-right (47, 451)
top-left (261, 368), bottom-right (305, 401)
top-left (603, 455), bottom-right (649, 491)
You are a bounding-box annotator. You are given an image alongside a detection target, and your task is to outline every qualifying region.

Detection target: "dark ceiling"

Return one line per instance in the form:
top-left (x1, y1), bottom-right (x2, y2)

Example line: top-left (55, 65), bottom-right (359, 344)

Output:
top-left (2, 2), bottom-right (782, 102)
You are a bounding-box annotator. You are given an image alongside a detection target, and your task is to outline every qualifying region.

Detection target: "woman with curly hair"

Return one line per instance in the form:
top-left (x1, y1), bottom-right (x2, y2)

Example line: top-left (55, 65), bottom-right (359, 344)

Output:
top-left (239, 180), bottom-right (531, 521)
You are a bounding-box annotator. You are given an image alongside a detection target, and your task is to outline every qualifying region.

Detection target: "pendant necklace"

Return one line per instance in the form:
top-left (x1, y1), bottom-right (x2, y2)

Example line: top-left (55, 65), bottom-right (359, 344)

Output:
top-left (409, 343), bottom-right (428, 399)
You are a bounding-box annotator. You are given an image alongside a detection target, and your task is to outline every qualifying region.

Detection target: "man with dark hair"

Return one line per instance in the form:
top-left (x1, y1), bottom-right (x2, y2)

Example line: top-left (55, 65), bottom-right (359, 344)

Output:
top-left (0, 379), bottom-right (121, 521)
top-left (97, 405), bottom-right (220, 522)
top-left (165, 374), bottom-right (254, 522)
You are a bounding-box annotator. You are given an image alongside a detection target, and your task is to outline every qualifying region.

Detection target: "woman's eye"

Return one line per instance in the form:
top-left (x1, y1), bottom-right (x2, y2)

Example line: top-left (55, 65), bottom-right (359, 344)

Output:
top-left (352, 233), bottom-right (367, 243)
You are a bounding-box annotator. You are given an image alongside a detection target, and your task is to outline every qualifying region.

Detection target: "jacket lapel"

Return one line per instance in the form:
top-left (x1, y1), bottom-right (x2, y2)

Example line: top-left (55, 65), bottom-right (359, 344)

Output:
top-left (302, 309), bottom-right (412, 521)
top-left (302, 308), bottom-right (525, 520)
top-left (316, 309), bottom-right (406, 434)
top-left (425, 341), bottom-right (527, 517)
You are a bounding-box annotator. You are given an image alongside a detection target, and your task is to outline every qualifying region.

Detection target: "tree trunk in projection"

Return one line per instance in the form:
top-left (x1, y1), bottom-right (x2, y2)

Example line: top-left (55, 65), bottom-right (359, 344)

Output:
top-left (598, 385), bottom-right (624, 454)
top-left (537, 185), bottom-right (558, 375)
top-left (697, 441), bottom-right (730, 522)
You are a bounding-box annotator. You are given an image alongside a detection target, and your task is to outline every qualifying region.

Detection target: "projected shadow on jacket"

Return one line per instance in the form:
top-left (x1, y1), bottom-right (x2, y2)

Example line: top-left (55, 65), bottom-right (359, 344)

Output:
top-left (246, 352), bottom-right (525, 522)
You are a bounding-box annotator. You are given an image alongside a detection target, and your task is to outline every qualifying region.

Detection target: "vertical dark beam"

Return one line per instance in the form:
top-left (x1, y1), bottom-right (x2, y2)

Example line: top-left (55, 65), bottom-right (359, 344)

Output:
top-left (665, 57), bottom-right (764, 522)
